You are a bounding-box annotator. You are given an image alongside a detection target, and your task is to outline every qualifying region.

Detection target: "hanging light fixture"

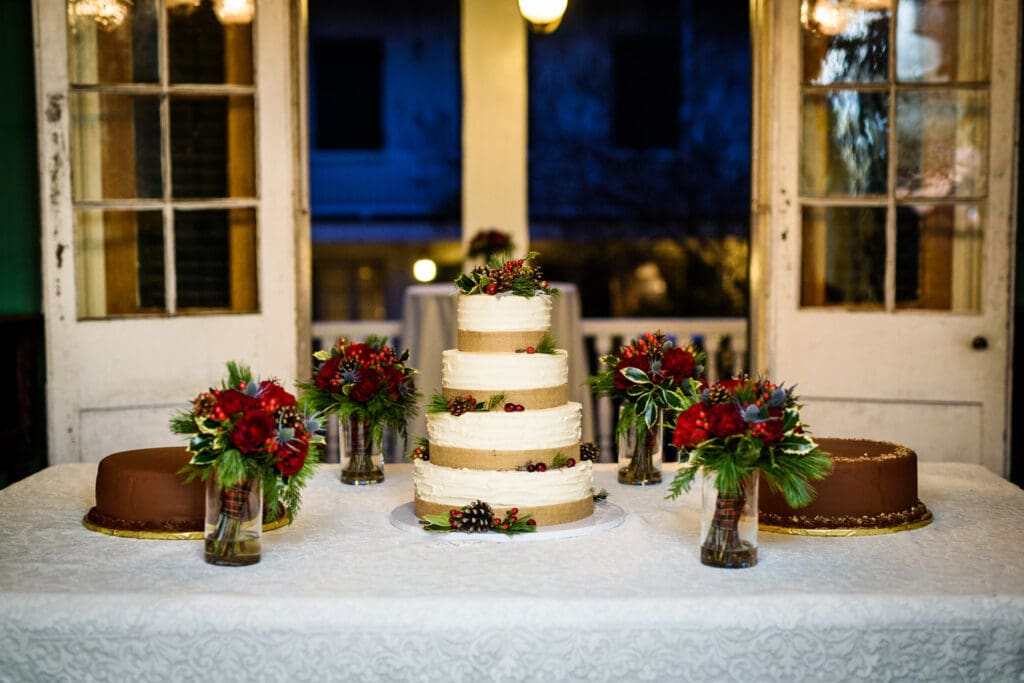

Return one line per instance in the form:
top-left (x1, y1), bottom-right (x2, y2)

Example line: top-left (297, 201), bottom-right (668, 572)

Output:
top-left (67, 0), bottom-right (132, 32)
top-left (517, 0), bottom-right (568, 35)
top-left (800, 0), bottom-right (849, 36)
top-left (212, 0), bottom-right (254, 25)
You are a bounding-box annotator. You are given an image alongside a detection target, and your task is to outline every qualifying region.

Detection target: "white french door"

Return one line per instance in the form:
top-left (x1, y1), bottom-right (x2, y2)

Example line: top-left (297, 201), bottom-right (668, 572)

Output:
top-left (759, 0), bottom-right (1018, 475)
top-left (35, 0), bottom-right (308, 463)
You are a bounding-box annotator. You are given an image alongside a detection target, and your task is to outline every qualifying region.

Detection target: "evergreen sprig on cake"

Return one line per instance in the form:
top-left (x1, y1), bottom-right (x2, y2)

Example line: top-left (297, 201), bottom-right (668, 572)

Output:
top-left (427, 392), bottom-right (505, 415)
top-left (421, 500), bottom-right (537, 534)
top-left (455, 251), bottom-right (558, 297)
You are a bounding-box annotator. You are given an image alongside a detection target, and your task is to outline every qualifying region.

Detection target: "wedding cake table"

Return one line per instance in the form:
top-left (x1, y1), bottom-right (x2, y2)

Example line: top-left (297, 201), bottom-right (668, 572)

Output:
top-left (1, 462), bottom-right (1022, 681)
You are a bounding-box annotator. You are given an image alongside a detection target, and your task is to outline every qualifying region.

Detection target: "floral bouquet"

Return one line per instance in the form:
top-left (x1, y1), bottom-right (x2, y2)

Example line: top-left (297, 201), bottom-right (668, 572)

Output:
top-left (667, 376), bottom-right (832, 567)
top-left (466, 227), bottom-right (513, 263)
top-left (170, 362), bottom-right (324, 565)
top-left (587, 331), bottom-right (704, 484)
top-left (299, 335), bottom-right (419, 484)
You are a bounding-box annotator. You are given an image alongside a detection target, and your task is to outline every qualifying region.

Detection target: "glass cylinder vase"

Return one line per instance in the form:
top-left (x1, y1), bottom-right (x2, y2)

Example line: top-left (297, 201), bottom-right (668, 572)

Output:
top-left (617, 406), bottom-right (663, 485)
top-left (341, 414), bottom-right (385, 485)
top-left (204, 469), bottom-right (262, 566)
top-left (700, 468), bottom-right (758, 569)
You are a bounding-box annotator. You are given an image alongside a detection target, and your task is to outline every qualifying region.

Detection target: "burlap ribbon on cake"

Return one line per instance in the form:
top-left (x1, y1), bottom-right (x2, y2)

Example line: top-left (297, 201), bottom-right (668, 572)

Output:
top-left (428, 442), bottom-right (581, 471)
top-left (415, 495), bottom-right (594, 527)
top-left (441, 385), bottom-right (567, 410)
top-left (458, 329), bottom-right (547, 353)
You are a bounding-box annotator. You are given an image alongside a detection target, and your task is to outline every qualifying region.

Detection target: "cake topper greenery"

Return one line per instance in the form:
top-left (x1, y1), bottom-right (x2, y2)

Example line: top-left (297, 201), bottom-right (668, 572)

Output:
top-left (169, 361), bottom-right (325, 523)
top-left (421, 500), bottom-right (537, 534)
top-left (455, 251), bottom-right (558, 297)
top-left (299, 335), bottom-right (420, 445)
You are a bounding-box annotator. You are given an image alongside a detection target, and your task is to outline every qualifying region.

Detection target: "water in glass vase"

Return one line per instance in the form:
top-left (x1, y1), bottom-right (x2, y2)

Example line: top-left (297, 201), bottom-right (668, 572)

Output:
top-left (699, 470), bottom-right (758, 568)
top-left (617, 407), bottom-right (663, 486)
top-left (204, 473), bottom-right (262, 566)
top-left (342, 415), bottom-right (385, 485)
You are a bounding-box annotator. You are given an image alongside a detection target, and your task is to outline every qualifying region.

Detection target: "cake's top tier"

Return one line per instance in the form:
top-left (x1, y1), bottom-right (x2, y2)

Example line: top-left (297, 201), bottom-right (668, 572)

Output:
top-left (457, 294), bottom-right (552, 352)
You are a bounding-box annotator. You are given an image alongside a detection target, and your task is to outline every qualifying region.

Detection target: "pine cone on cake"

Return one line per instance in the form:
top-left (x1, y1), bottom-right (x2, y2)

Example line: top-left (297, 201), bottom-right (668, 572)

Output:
top-left (580, 442), bottom-right (600, 462)
top-left (453, 500), bottom-right (494, 533)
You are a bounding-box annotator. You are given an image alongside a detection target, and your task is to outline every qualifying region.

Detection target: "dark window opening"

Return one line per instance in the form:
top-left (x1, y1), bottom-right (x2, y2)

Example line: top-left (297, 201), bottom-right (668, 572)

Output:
top-left (612, 36), bottom-right (680, 149)
top-left (314, 38), bottom-right (384, 150)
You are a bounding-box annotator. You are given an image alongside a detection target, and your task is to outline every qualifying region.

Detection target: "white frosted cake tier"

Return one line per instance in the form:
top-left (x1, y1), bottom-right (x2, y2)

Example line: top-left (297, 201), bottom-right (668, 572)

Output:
top-left (457, 293), bottom-right (552, 332)
top-left (441, 349), bottom-right (568, 390)
top-left (413, 458), bottom-right (594, 508)
top-left (427, 402), bottom-right (582, 451)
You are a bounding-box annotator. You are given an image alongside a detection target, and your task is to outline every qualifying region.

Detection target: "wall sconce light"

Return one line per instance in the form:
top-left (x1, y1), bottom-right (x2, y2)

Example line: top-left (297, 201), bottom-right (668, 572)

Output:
top-left (518, 0), bottom-right (568, 35)
top-left (213, 0), bottom-right (254, 25)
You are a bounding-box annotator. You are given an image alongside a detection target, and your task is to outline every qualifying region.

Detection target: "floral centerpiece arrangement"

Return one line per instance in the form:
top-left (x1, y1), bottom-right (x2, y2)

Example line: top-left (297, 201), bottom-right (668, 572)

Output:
top-left (587, 331), bottom-right (704, 485)
top-left (667, 376), bottom-right (832, 568)
top-left (466, 228), bottom-right (513, 264)
top-left (299, 335), bottom-right (419, 484)
top-left (170, 362), bottom-right (324, 566)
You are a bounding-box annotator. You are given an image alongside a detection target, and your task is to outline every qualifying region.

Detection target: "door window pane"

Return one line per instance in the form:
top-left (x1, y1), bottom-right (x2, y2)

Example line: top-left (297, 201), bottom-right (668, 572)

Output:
top-left (802, 1), bottom-right (890, 85)
top-left (896, 203), bottom-right (982, 311)
top-left (170, 95), bottom-right (256, 199)
top-left (175, 208), bottom-right (257, 311)
top-left (168, 0), bottom-right (253, 85)
top-left (896, 89), bottom-right (988, 198)
top-left (801, 90), bottom-right (889, 196)
top-left (896, 0), bottom-right (989, 83)
top-left (70, 93), bottom-right (162, 200)
top-left (75, 209), bottom-right (165, 318)
top-left (68, 0), bottom-right (158, 84)
top-left (801, 205), bottom-right (886, 307)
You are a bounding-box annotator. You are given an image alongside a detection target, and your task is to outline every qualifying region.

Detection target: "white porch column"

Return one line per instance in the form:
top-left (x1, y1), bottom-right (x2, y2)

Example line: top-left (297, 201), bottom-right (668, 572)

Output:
top-left (460, 0), bottom-right (529, 259)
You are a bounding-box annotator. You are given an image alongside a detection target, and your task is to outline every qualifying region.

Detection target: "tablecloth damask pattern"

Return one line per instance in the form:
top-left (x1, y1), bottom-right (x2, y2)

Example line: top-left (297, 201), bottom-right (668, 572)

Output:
top-left (1, 463), bottom-right (1022, 682)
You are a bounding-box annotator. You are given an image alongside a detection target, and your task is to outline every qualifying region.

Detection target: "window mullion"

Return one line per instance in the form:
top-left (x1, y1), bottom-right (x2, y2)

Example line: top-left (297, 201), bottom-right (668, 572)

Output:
top-left (158, 1), bottom-right (176, 315)
top-left (884, 2), bottom-right (898, 313)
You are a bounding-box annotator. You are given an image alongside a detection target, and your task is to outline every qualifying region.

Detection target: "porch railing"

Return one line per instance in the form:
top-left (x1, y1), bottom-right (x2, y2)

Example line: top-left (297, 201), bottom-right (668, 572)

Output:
top-left (311, 317), bottom-right (747, 462)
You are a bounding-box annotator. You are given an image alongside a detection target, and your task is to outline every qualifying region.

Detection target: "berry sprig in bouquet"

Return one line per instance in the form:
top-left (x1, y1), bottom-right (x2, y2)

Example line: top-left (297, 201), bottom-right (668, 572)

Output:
top-left (455, 250), bottom-right (557, 297)
top-left (667, 376), bottom-right (831, 567)
top-left (587, 331), bottom-right (704, 484)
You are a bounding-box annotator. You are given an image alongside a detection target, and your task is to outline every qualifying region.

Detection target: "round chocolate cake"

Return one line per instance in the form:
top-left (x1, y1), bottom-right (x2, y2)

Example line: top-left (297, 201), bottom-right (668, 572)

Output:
top-left (759, 438), bottom-right (932, 535)
top-left (84, 447), bottom-right (205, 537)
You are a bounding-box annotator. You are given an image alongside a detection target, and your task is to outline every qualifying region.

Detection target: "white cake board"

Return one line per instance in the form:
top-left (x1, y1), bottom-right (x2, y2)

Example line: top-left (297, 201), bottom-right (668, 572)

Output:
top-left (389, 501), bottom-right (626, 542)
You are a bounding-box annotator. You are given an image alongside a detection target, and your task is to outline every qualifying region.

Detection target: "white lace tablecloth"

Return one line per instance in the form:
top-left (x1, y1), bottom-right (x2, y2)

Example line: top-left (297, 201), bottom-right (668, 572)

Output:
top-left (1, 463), bottom-right (1022, 682)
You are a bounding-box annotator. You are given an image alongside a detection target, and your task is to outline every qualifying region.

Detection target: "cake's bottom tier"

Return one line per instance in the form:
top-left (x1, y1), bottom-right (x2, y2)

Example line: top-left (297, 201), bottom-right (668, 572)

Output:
top-left (92, 447), bottom-right (205, 531)
top-left (412, 459), bottom-right (595, 526)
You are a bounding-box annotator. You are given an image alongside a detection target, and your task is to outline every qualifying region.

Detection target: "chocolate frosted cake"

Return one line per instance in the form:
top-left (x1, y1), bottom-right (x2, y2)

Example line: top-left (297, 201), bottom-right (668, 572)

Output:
top-left (759, 438), bottom-right (932, 535)
top-left (84, 447), bottom-right (205, 536)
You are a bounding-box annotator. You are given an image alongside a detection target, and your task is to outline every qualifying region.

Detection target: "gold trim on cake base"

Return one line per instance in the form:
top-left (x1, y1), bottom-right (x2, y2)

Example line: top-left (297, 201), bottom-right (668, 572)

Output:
top-left (427, 443), bottom-right (580, 470)
top-left (759, 505), bottom-right (933, 536)
top-left (415, 495), bottom-right (594, 526)
top-left (442, 385), bottom-right (568, 410)
top-left (458, 329), bottom-right (546, 353)
top-left (82, 514), bottom-right (289, 540)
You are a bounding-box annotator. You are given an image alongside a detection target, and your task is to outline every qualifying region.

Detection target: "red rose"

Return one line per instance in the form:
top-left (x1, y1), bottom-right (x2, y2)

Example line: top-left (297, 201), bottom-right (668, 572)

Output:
top-left (216, 389), bottom-right (257, 418)
top-left (661, 346), bottom-right (696, 384)
top-left (258, 380), bottom-right (296, 410)
top-left (231, 410), bottom-right (276, 453)
top-left (760, 408), bottom-right (784, 444)
top-left (351, 369), bottom-right (382, 403)
top-left (672, 404), bottom-right (710, 448)
top-left (275, 441), bottom-right (308, 477)
top-left (315, 355), bottom-right (343, 391)
top-left (614, 354), bottom-right (651, 391)
top-left (384, 367), bottom-right (407, 401)
top-left (708, 403), bottom-right (745, 438)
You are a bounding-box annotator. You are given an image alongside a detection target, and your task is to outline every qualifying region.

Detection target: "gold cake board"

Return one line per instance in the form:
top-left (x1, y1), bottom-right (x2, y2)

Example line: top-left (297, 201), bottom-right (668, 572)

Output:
top-left (759, 509), bottom-right (933, 537)
top-left (82, 515), bottom-right (289, 540)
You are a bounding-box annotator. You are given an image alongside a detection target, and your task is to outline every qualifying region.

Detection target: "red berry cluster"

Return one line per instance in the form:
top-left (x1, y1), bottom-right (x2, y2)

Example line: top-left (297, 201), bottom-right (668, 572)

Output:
top-left (503, 402), bottom-right (525, 412)
top-left (515, 346), bottom-right (537, 354)
top-left (410, 444), bottom-right (429, 461)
